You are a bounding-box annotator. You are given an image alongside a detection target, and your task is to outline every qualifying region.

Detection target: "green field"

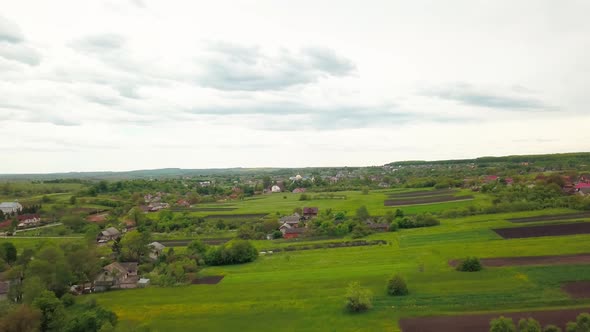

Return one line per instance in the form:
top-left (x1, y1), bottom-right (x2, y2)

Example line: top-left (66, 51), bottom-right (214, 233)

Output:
top-left (88, 207), bottom-right (590, 331)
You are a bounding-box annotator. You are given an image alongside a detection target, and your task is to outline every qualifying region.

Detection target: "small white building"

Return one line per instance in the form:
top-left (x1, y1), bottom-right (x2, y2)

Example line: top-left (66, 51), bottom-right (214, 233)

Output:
top-left (0, 202), bottom-right (22, 215)
top-left (271, 185), bottom-right (281, 193)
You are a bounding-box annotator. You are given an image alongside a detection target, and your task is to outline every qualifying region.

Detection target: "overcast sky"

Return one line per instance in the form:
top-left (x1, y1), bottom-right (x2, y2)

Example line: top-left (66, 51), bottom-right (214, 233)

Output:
top-left (1, 0), bottom-right (589, 173)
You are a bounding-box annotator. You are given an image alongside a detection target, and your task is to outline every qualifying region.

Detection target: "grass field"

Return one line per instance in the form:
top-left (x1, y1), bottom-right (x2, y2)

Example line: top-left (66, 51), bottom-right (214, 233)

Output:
top-left (88, 207), bottom-right (590, 331)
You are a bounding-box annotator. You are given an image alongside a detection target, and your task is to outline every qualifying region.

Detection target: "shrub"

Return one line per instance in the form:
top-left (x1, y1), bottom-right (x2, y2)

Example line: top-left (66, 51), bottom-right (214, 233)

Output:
top-left (456, 257), bottom-right (482, 272)
top-left (61, 293), bottom-right (75, 307)
top-left (205, 240), bottom-right (258, 266)
top-left (344, 282), bottom-right (372, 313)
top-left (543, 325), bottom-right (562, 332)
top-left (566, 313), bottom-right (590, 332)
top-left (387, 274), bottom-right (408, 296)
top-left (490, 316), bottom-right (516, 332)
top-left (388, 221), bottom-right (399, 232)
top-left (518, 318), bottom-right (541, 332)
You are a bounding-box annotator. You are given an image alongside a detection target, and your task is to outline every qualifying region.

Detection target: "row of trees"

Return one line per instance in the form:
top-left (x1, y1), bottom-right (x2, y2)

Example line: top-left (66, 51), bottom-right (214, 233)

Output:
top-left (490, 313), bottom-right (590, 332)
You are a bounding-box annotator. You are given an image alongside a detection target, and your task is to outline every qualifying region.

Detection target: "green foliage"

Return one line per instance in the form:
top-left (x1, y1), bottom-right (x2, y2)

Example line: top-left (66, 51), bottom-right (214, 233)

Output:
top-left (386, 274), bottom-right (408, 296)
top-left (490, 316), bottom-right (516, 332)
top-left (544, 325), bottom-right (562, 332)
top-left (355, 206), bottom-right (370, 221)
top-left (456, 257), bottom-right (482, 272)
top-left (397, 213), bottom-right (440, 229)
top-left (33, 290), bottom-right (66, 332)
top-left (205, 239), bottom-right (258, 266)
top-left (344, 282), bottom-right (372, 313)
top-left (0, 242), bottom-right (17, 265)
top-left (61, 293), bottom-right (75, 307)
top-left (0, 304), bottom-right (42, 332)
top-left (567, 313), bottom-right (590, 332)
top-left (120, 230), bottom-right (152, 261)
top-left (518, 318), bottom-right (542, 332)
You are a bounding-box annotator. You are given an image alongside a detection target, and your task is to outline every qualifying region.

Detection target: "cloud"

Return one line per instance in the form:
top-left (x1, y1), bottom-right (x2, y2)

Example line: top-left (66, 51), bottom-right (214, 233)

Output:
top-left (423, 83), bottom-right (550, 110)
top-left (0, 16), bottom-right (23, 43)
top-left (196, 42), bottom-right (356, 91)
top-left (70, 33), bottom-right (125, 54)
top-left (0, 43), bottom-right (41, 65)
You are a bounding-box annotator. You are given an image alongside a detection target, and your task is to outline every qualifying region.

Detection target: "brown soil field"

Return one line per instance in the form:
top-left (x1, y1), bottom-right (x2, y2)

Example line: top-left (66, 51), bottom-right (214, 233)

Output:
top-left (563, 281), bottom-right (590, 299)
top-left (384, 195), bottom-right (473, 206)
top-left (87, 213), bottom-right (109, 223)
top-left (399, 308), bottom-right (590, 332)
top-left (508, 211), bottom-right (590, 223)
top-left (388, 189), bottom-right (457, 198)
top-left (493, 222), bottom-right (590, 239)
top-left (191, 276), bottom-right (224, 284)
top-left (449, 253), bottom-right (590, 267)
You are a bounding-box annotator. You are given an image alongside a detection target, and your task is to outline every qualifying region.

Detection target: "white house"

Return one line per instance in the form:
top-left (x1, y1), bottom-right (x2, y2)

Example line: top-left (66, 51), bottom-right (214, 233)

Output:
top-left (271, 185), bottom-right (281, 193)
top-left (0, 202), bottom-right (22, 215)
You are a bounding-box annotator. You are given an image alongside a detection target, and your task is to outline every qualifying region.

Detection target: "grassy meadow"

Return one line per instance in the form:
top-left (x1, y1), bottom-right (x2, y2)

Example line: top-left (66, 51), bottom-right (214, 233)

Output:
top-left (87, 197), bottom-right (590, 331)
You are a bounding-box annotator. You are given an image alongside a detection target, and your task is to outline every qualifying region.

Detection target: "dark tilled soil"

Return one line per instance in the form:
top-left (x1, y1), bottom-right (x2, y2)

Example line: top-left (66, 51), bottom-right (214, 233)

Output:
top-left (493, 223), bottom-right (590, 239)
top-left (508, 212), bottom-right (590, 223)
top-left (384, 195), bottom-right (473, 206)
top-left (563, 281), bottom-right (590, 299)
top-left (449, 253), bottom-right (590, 267)
top-left (399, 308), bottom-right (590, 332)
top-left (388, 189), bottom-right (457, 198)
top-left (191, 276), bottom-right (224, 285)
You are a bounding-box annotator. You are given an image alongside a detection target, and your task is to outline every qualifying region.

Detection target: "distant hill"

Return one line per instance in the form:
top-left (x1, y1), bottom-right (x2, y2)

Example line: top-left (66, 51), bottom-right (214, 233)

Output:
top-left (386, 152), bottom-right (590, 167)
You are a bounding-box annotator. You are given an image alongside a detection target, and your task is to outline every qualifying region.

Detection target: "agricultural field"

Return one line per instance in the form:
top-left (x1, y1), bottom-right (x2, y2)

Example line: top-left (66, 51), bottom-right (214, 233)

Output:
top-left (88, 207), bottom-right (590, 331)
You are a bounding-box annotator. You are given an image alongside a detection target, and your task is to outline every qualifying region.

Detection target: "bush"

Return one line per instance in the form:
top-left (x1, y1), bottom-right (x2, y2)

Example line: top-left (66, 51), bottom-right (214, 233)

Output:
top-left (456, 257), bottom-right (482, 272)
top-left (387, 274), bottom-right (408, 296)
top-left (518, 318), bottom-right (541, 332)
top-left (388, 221), bottom-right (399, 232)
top-left (543, 325), bottom-right (562, 332)
top-left (344, 282), bottom-right (372, 313)
top-left (205, 240), bottom-right (258, 266)
top-left (566, 313), bottom-right (590, 332)
top-left (61, 293), bottom-right (75, 307)
top-left (490, 316), bottom-right (516, 332)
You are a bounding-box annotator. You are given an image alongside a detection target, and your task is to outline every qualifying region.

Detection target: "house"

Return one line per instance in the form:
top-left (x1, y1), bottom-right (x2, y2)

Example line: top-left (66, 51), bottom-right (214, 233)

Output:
top-left (576, 183), bottom-right (590, 195)
top-left (0, 202), bottom-right (22, 215)
top-left (93, 262), bottom-right (139, 292)
top-left (97, 227), bottom-right (121, 243)
top-left (148, 202), bottom-right (170, 212)
top-left (282, 227), bottom-right (305, 239)
top-left (303, 207), bottom-right (319, 219)
top-left (292, 188), bottom-right (306, 194)
top-left (279, 213), bottom-right (301, 227)
top-left (148, 242), bottom-right (166, 260)
top-left (16, 214), bottom-right (41, 228)
top-left (271, 185), bottom-right (282, 193)
top-left (484, 175), bottom-right (499, 183)
top-left (0, 281), bottom-right (9, 301)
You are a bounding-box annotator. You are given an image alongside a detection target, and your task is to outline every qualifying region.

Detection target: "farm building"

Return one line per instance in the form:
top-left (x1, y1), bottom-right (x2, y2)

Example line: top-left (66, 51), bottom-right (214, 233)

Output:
top-left (138, 278), bottom-right (150, 288)
top-left (94, 262), bottom-right (139, 291)
top-left (271, 185), bottom-right (282, 193)
top-left (0, 202), bottom-right (22, 214)
top-left (279, 213), bottom-right (301, 226)
top-left (365, 220), bottom-right (390, 232)
top-left (17, 214), bottom-right (41, 228)
top-left (148, 242), bottom-right (166, 260)
top-left (303, 207), bottom-right (319, 219)
top-left (282, 227), bottom-right (305, 239)
top-left (97, 227), bottom-right (121, 243)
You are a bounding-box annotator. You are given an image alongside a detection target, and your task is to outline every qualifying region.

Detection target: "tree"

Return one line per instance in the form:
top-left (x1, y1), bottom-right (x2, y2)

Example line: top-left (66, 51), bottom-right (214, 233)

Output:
top-left (490, 316), bottom-right (516, 332)
top-left (387, 274), bottom-right (409, 296)
top-left (0, 304), bottom-right (42, 332)
top-left (120, 230), bottom-right (151, 261)
top-left (544, 325), bottom-right (562, 332)
top-left (0, 242), bottom-right (17, 265)
top-left (355, 206), bottom-right (370, 221)
top-left (61, 215), bottom-right (86, 233)
top-left (22, 276), bottom-right (46, 304)
top-left (33, 290), bottom-right (65, 332)
top-left (567, 313), bottom-right (590, 332)
top-left (456, 257), bottom-right (482, 272)
top-left (344, 282), bottom-right (372, 313)
top-left (69, 196), bottom-right (77, 205)
top-left (518, 318), bottom-right (541, 332)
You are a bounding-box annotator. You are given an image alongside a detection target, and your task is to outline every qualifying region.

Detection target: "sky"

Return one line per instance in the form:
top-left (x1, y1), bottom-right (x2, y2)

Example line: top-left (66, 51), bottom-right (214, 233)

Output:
top-left (1, 0), bottom-right (589, 173)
